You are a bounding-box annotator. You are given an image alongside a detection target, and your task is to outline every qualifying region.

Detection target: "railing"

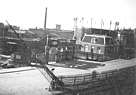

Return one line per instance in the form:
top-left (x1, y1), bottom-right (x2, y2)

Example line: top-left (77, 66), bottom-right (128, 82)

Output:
top-left (57, 66), bottom-right (136, 90)
top-left (58, 70), bottom-right (114, 86)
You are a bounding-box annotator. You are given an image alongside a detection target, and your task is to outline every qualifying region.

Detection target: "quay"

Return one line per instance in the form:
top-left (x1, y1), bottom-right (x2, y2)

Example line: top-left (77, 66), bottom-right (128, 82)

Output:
top-left (0, 58), bottom-right (136, 95)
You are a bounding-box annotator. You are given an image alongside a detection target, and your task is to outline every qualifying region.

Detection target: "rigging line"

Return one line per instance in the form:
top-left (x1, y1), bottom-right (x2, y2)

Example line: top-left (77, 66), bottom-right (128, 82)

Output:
top-left (36, 67), bottom-right (52, 83)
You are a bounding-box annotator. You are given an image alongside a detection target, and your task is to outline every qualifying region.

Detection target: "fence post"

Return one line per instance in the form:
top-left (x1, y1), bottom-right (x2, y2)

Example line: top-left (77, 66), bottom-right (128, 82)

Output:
top-left (83, 75), bottom-right (85, 83)
top-left (73, 76), bottom-right (76, 86)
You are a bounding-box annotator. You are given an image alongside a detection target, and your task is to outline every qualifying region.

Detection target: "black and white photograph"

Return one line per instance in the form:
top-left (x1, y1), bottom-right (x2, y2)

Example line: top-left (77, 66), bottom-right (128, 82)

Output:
top-left (0, 0), bottom-right (136, 95)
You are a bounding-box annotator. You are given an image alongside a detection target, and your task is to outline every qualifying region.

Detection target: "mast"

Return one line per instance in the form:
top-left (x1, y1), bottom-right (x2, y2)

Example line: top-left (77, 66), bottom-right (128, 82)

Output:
top-left (44, 7), bottom-right (48, 30)
top-left (91, 18), bottom-right (93, 28)
top-left (73, 17), bottom-right (78, 40)
top-left (44, 7), bottom-right (49, 65)
top-left (42, 8), bottom-right (64, 89)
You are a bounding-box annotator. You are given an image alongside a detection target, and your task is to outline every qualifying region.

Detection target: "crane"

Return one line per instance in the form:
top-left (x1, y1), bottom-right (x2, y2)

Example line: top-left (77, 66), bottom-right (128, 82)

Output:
top-left (6, 21), bottom-right (65, 91)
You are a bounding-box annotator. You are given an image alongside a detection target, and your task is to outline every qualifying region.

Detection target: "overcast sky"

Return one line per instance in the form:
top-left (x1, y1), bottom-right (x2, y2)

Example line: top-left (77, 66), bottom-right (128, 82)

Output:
top-left (0, 0), bottom-right (136, 30)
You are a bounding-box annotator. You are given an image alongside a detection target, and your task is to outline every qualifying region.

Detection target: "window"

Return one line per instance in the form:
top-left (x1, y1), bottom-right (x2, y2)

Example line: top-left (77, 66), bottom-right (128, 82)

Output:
top-left (82, 36), bottom-right (91, 43)
top-left (91, 37), bottom-right (104, 45)
top-left (82, 36), bottom-right (104, 45)
top-left (105, 38), bottom-right (113, 45)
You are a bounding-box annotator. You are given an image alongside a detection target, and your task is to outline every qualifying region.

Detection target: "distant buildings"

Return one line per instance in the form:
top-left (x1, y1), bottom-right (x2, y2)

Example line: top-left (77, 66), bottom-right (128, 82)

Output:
top-left (29, 24), bottom-right (74, 40)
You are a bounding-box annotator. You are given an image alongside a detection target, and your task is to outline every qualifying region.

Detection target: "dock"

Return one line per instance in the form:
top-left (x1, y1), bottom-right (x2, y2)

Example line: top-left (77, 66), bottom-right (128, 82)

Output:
top-left (0, 58), bottom-right (136, 95)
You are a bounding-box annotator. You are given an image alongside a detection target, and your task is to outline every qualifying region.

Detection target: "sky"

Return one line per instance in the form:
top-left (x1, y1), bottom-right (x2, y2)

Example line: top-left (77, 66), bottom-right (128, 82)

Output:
top-left (0, 0), bottom-right (136, 30)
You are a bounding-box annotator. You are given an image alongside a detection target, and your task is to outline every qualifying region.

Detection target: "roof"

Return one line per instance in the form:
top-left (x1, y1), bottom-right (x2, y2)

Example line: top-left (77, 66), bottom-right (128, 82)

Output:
top-left (82, 28), bottom-right (117, 38)
top-left (30, 29), bottom-right (74, 40)
top-left (84, 33), bottom-right (112, 38)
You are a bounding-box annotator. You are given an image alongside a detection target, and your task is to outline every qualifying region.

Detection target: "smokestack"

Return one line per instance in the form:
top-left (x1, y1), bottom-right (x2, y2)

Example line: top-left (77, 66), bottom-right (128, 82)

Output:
top-left (44, 7), bottom-right (48, 30)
